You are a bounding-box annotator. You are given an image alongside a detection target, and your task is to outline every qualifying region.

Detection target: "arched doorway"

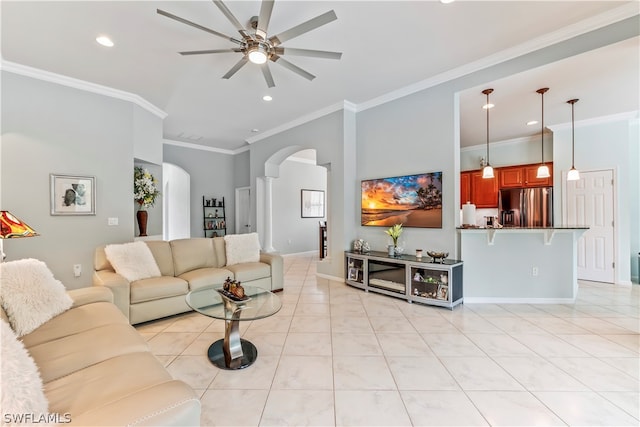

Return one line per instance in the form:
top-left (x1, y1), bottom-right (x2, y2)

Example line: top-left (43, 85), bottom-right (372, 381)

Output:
top-left (162, 162), bottom-right (190, 241)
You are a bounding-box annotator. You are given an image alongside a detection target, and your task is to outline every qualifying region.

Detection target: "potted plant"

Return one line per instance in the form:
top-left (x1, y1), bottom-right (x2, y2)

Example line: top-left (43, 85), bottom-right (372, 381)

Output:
top-left (385, 223), bottom-right (404, 256)
top-left (133, 166), bottom-right (160, 236)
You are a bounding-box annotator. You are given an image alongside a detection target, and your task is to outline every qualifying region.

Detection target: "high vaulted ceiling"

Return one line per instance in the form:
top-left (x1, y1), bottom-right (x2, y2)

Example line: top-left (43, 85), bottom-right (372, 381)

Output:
top-left (2, 1), bottom-right (638, 151)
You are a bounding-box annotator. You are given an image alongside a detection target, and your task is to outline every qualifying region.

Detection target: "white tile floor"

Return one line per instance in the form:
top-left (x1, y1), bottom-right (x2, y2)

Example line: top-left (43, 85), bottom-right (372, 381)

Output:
top-left (137, 253), bottom-right (640, 426)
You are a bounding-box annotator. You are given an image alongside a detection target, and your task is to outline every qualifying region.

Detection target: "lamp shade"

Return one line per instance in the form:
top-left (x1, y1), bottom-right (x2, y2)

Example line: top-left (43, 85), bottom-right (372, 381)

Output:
top-left (0, 211), bottom-right (39, 239)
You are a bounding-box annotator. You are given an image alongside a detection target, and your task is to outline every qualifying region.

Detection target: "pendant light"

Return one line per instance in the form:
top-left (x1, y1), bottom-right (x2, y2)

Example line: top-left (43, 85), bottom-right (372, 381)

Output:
top-left (566, 98), bottom-right (580, 181)
top-left (536, 88), bottom-right (551, 179)
top-left (482, 88), bottom-right (494, 179)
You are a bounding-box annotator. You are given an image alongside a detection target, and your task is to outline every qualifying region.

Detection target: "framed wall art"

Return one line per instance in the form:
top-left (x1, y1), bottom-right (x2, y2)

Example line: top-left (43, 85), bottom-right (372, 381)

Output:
top-left (361, 171), bottom-right (443, 228)
top-left (301, 189), bottom-right (325, 218)
top-left (50, 174), bottom-right (96, 215)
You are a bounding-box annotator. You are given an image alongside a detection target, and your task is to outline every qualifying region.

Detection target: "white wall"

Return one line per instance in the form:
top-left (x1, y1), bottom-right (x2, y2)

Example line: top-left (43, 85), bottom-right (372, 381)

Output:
top-left (272, 158), bottom-right (327, 254)
top-left (1, 71), bottom-right (158, 288)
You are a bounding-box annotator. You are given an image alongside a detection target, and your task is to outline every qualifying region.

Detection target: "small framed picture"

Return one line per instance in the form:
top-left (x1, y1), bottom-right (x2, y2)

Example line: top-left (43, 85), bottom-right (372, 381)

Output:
top-left (348, 267), bottom-right (360, 281)
top-left (50, 174), bottom-right (96, 215)
top-left (301, 189), bottom-right (325, 218)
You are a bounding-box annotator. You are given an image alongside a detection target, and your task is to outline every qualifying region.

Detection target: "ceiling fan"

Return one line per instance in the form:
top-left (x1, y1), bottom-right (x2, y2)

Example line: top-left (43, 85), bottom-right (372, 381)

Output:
top-left (157, 0), bottom-right (342, 88)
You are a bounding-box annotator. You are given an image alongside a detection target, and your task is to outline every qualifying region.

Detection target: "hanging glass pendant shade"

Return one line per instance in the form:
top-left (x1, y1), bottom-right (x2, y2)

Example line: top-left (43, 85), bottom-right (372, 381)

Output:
top-left (566, 98), bottom-right (580, 181)
top-left (482, 88), bottom-right (494, 179)
top-left (536, 88), bottom-right (551, 179)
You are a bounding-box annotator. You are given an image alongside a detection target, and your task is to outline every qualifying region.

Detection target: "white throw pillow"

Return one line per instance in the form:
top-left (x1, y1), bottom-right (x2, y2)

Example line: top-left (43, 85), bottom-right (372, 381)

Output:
top-left (0, 319), bottom-right (49, 421)
top-left (224, 233), bottom-right (261, 266)
top-left (0, 258), bottom-right (73, 337)
top-left (104, 241), bottom-right (161, 282)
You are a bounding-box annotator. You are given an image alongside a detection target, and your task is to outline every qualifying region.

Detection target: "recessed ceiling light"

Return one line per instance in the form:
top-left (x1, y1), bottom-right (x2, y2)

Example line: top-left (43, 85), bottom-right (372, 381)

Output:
top-left (440, 0), bottom-right (455, 3)
top-left (482, 103), bottom-right (495, 109)
top-left (96, 36), bottom-right (114, 47)
top-left (527, 120), bottom-right (539, 126)
top-left (251, 128), bottom-right (259, 133)
top-left (262, 95), bottom-right (273, 102)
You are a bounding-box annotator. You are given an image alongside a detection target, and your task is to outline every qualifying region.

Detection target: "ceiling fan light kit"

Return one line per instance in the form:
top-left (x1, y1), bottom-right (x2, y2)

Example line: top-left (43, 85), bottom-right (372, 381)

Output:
top-left (536, 87), bottom-right (551, 179)
top-left (158, 0), bottom-right (342, 88)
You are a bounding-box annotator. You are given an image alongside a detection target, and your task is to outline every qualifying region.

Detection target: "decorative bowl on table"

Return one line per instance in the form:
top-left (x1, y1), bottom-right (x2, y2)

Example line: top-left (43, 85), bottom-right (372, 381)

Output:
top-left (426, 251), bottom-right (449, 264)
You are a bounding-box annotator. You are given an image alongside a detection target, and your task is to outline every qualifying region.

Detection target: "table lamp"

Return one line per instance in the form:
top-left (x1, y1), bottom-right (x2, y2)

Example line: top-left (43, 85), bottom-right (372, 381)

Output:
top-left (0, 210), bottom-right (39, 261)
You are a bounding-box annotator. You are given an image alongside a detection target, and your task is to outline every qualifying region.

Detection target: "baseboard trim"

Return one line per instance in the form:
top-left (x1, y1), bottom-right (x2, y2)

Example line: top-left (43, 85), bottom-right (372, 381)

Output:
top-left (316, 272), bottom-right (344, 283)
top-left (463, 297), bottom-right (576, 304)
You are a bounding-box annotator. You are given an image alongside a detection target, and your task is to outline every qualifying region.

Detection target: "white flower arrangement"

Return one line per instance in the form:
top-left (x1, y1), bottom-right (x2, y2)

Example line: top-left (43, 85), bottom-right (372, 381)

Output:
top-left (134, 166), bottom-right (160, 209)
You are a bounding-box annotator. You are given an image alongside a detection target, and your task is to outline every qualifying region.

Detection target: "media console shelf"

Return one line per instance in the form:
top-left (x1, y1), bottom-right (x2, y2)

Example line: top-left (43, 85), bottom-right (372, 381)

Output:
top-left (345, 251), bottom-right (463, 309)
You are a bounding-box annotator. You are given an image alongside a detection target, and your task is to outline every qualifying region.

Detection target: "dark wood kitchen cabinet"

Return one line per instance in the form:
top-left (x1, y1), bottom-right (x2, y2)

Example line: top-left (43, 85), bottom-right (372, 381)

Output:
top-left (499, 163), bottom-right (553, 189)
top-left (460, 172), bottom-right (471, 207)
top-left (470, 171), bottom-right (498, 208)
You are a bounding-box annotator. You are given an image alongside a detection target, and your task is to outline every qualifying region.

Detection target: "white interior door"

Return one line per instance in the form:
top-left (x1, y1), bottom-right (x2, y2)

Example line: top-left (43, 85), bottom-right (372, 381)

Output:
top-left (566, 169), bottom-right (615, 283)
top-left (235, 187), bottom-right (251, 234)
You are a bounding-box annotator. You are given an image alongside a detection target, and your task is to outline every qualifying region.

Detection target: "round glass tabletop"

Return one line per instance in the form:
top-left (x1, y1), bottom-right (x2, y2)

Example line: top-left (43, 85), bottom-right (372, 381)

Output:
top-left (186, 285), bottom-right (281, 321)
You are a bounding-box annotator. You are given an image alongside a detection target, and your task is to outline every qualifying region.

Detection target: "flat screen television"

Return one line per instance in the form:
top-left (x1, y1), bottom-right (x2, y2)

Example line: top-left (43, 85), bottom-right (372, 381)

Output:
top-left (361, 171), bottom-right (442, 228)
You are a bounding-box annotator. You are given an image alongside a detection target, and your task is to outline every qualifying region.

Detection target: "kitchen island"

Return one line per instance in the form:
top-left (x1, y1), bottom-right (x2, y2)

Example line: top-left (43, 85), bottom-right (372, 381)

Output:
top-left (458, 227), bottom-right (588, 303)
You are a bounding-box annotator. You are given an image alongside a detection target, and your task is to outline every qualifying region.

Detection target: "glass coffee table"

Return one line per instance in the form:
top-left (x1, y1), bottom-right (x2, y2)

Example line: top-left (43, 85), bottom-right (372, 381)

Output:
top-left (186, 285), bottom-right (281, 370)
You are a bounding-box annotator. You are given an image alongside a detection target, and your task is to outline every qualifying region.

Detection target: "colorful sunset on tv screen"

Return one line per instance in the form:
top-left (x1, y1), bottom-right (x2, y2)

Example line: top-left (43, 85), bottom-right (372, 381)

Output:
top-left (361, 172), bottom-right (443, 228)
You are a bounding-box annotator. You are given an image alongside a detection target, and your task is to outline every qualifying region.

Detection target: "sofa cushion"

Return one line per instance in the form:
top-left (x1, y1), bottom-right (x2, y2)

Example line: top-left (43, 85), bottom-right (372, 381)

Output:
top-left (212, 236), bottom-right (227, 268)
top-left (27, 323), bottom-right (150, 384)
top-left (224, 233), bottom-right (261, 266)
top-left (44, 352), bottom-right (174, 418)
top-left (178, 268), bottom-right (234, 291)
top-left (1, 320), bottom-right (48, 419)
top-left (21, 302), bottom-right (128, 349)
top-left (170, 238), bottom-right (216, 276)
top-left (0, 258), bottom-right (73, 337)
top-left (224, 262), bottom-right (271, 283)
top-left (130, 276), bottom-right (189, 304)
top-left (145, 240), bottom-right (175, 277)
top-left (105, 241), bottom-right (162, 282)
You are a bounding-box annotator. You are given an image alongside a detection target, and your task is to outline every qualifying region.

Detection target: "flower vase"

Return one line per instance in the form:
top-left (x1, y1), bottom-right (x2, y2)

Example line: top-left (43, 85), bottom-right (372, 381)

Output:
top-left (137, 210), bottom-right (148, 237)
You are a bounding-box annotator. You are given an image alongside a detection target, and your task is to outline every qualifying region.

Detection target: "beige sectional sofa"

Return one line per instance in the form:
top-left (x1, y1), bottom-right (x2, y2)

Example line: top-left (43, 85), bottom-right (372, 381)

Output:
top-left (1, 286), bottom-right (200, 426)
top-left (93, 237), bottom-right (284, 325)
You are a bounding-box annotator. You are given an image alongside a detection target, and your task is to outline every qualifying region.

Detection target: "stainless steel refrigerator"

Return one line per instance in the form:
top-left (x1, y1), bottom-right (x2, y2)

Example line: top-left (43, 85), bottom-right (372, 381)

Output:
top-left (499, 187), bottom-right (553, 227)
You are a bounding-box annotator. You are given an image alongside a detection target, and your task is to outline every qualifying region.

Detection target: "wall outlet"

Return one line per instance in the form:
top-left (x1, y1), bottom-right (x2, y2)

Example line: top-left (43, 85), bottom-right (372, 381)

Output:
top-left (532, 266), bottom-right (539, 277)
top-left (108, 217), bottom-right (119, 226)
top-left (73, 264), bottom-right (82, 277)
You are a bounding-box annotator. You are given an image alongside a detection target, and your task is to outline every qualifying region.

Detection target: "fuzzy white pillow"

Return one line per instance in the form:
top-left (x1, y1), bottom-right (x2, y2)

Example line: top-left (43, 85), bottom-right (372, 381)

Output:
top-left (0, 319), bottom-right (49, 421)
top-left (224, 233), bottom-right (261, 266)
top-left (104, 241), bottom-right (161, 282)
top-left (0, 258), bottom-right (73, 337)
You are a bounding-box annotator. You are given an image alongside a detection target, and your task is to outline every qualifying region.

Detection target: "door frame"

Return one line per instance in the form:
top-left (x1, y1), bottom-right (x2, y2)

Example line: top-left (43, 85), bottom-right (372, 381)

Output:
top-left (235, 186), bottom-right (251, 234)
top-left (562, 167), bottom-right (617, 283)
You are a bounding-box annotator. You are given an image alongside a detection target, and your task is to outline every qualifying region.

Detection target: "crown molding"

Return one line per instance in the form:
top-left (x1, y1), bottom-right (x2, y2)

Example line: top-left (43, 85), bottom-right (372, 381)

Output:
top-left (548, 110), bottom-right (640, 132)
top-left (162, 138), bottom-right (240, 155)
top-left (0, 59), bottom-right (167, 119)
top-left (357, 3), bottom-right (639, 113)
top-left (245, 100), bottom-right (356, 144)
top-left (461, 135), bottom-right (538, 153)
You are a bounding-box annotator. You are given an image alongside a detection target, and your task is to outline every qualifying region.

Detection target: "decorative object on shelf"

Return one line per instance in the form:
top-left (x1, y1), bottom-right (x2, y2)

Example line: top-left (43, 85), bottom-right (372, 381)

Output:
top-left (0, 211), bottom-right (39, 262)
top-left (387, 245), bottom-right (395, 256)
top-left (426, 250), bottom-right (448, 264)
top-left (362, 241), bottom-right (370, 253)
top-left (50, 174), bottom-right (96, 216)
top-left (566, 98), bottom-right (580, 181)
top-left (535, 88), bottom-right (551, 179)
top-left (134, 167), bottom-right (160, 237)
top-left (301, 189), bottom-right (325, 218)
top-left (385, 223), bottom-right (403, 255)
top-left (361, 172), bottom-right (443, 228)
top-left (220, 276), bottom-right (248, 301)
top-left (353, 239), bottom-right (363, 252)
top-left (481, 88), bottom-right (495, 179)
top-left (415, 249), bottom-right (423, 259)
top-left (203, 196), bottom-right (226, 237)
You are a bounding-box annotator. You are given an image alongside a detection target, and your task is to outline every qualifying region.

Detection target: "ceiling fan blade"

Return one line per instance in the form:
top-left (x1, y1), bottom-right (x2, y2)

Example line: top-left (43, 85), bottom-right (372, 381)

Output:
top-left (222, 57), bottom-right (249, 79)
top-left (256, 0), bottom-right (275, 40)
top-left (157, 9), bottom-right (243, 45)
top-left (261, 63), bottom-right (275, 88)
top-left (213, 0), bottom-right (253, 41)
top-left (269, 10), bottom-right (337, 46)
top-left (179, 48), bottom-right (241, 56)
top-left (275, 47), bottom-right (342, 60)
top-left (273, 56), bottom-right (315, 81)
